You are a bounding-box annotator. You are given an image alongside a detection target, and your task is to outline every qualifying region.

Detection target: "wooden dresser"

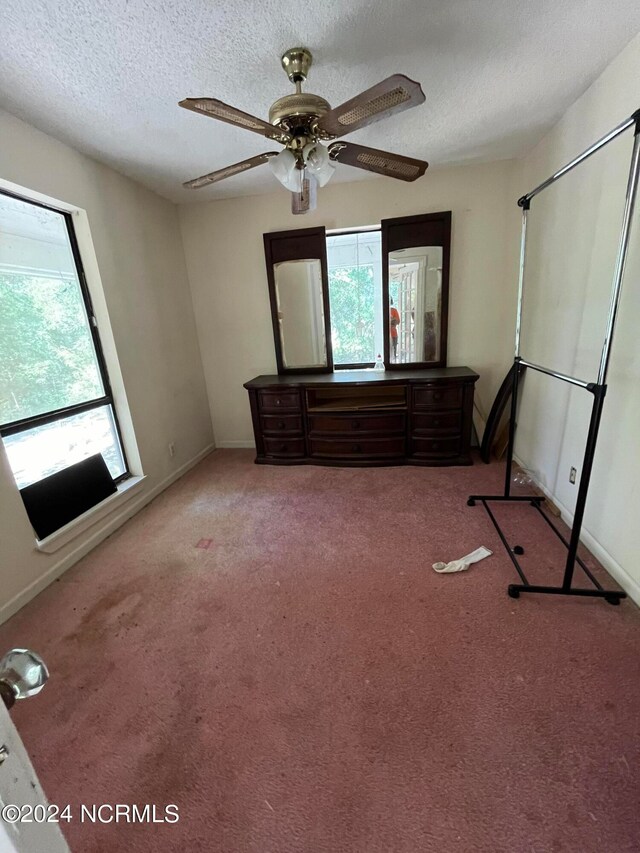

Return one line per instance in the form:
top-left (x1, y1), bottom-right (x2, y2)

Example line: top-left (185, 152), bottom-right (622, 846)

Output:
top-left (244, 367), bottom-right (478, 467)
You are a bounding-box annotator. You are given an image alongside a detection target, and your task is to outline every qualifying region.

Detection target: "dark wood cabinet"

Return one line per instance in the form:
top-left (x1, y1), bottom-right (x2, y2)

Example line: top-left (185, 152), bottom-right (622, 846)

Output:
top-left (244, 367), bottom-right (478, 467)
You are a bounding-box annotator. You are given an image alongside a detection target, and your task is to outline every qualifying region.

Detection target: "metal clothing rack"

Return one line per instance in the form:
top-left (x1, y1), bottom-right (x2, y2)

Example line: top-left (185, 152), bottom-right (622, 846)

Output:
top-left (469, 108), bottom-right (640, 605)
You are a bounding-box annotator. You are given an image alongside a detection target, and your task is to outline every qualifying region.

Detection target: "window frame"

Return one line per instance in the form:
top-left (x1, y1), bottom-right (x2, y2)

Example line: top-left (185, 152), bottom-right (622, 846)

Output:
top-left (327, 226), bottom-right (382, 371)
top-left (0, 188), bottom-right (130, 484)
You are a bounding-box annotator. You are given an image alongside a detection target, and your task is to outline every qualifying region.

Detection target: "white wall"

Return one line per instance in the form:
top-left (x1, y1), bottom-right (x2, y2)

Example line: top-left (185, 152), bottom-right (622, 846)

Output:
top-left (178, 159), bottom-right (517, 446)
top-left (511, 32), bottom-right (640, 601)
top-left (0, 109), bottom-right (214, 622)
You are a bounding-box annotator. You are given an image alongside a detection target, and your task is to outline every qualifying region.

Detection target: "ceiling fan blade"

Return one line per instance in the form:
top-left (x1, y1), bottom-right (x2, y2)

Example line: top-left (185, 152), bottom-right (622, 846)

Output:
top-left (183, 152), bottom-right (279, 189)
top-left (317, 75), bottom-right (425, 137)
top-left (179, 98), bottom-right (290, 143)
top-left (328, 142), bottom-right (428, 182)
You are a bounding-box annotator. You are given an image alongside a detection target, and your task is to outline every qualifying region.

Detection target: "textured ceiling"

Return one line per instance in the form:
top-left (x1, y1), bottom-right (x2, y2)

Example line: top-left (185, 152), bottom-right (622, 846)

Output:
top-left (2, 1), bottom-right (639, 204)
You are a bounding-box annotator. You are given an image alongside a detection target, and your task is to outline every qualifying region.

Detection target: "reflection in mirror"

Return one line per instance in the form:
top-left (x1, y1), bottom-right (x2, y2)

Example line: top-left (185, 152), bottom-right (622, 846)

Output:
top-left (388, 246), bottom-right (442, 365)
top-left (274, 259), bottom-right (328, 369)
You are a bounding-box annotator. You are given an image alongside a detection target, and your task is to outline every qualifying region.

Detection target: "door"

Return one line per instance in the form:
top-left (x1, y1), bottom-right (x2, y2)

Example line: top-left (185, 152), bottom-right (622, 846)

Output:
top-left (0, 650), bottom-right (68, 852)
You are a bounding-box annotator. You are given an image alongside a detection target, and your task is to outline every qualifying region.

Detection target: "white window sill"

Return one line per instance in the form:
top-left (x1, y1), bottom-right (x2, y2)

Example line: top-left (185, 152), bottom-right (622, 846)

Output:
top-left (35, 474), bottom-right (146, 554)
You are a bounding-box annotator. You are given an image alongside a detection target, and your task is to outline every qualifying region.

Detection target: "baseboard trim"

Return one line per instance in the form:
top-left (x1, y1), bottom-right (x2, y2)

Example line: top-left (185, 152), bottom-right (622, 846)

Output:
top-left (216, 440), bottom-right (256, 449)
top-left (0, 443), bottom-right (215, 626)
top-left (514, 455), bottom-right (640, 607)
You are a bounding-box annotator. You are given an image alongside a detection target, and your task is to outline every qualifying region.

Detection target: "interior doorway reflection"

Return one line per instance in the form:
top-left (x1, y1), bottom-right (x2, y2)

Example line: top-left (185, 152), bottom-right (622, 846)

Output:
top-left (388, 246), bottom-right (442, 364)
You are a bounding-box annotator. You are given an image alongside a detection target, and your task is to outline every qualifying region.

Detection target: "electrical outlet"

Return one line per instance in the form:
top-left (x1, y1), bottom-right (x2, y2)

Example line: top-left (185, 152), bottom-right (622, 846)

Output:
top-left (569, 466), bottom-right (577, 484)
top-left (168, 442), bottom-right (176, 458)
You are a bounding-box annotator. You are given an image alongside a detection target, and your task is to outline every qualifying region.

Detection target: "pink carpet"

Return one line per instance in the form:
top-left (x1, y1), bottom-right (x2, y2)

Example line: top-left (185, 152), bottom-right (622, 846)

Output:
top-left (1, 450), bottom-right (638, 852)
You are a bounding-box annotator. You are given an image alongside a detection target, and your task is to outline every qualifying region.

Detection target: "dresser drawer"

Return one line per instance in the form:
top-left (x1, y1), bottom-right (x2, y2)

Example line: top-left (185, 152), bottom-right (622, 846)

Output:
top-left (263, 437), bottom-right (305, 457)
top-left (410, 436), bottom-right (461, 458)
top-left (260, 414), bottom-right (303, 435)
top-left (258, 390), bottom-right (301, 412)
top-left (412, 410), bottom-right (461, 435)
top-left (310, 436), bottom-right (405, 459)
top-left (308, 412), bottom-right (405, 435)
top-left (412, 384), bottom-right (462, 409)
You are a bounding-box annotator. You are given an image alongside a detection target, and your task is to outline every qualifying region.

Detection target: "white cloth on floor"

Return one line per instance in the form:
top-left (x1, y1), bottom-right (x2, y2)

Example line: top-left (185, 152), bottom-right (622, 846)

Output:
top-left (432, 546), bottom-right (493, 573)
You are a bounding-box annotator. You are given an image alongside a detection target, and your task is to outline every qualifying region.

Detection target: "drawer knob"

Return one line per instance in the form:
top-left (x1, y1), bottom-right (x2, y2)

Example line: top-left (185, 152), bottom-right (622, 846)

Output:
top-left (352, 443), bottom-right (361, 453)
top-left (432, 441), bottom-right (439, 449)
top-left (275, 399), bottom-right (282, 406)
top-left (352, 420), bottom-right (360, 430)
top-left (278, 421), bottom-right (285, 429)
top-left (433, 392), bottom-right (441, 401)
top-left (433, 419), bottom-right (440, 427)
top-left (279, 443), bottom-right (287, 451)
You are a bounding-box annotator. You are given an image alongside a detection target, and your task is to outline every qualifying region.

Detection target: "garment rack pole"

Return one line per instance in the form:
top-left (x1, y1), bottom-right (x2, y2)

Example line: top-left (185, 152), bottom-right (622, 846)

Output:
top-left (599, 123), bottom-right (640, 384)
top-left (518, 112), bottom-right (638, 205)
top-left (503, 204), bottom-right (528, 498)
top-left (469, 107), bottom-right (640, 606)
top-left (517, 359), bottom-right (590, 390)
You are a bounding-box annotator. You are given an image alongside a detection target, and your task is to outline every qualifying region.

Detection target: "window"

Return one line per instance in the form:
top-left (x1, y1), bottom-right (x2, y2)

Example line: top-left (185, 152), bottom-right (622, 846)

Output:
top-left (0, 191), bottom-right (127, 488)
top-left (327, 230), bottom-right (383, 368)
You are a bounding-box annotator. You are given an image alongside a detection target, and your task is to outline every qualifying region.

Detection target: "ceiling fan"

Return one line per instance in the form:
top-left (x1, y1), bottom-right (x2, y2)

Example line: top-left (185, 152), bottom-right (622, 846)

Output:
top-left (179, 48), bottom-right (428, 213)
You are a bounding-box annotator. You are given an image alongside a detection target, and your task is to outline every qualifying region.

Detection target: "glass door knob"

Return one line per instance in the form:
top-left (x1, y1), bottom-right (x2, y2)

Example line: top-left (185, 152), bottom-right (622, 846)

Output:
top-left (0, 649), bottom-right (49, 709)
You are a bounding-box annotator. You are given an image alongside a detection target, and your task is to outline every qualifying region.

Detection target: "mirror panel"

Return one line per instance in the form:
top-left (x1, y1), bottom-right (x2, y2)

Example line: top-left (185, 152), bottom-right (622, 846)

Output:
top-left (274, 259), bottom-right (328, 369)
top-left (264, 226), bottom-right (333, 374)
top-left (382, 211), bottom-right (451, 368)
top-left (388, 246), bottom-right (443, 365)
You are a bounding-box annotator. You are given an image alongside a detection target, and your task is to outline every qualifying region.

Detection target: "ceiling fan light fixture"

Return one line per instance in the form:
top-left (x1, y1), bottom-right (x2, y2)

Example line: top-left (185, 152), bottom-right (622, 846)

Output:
top-left (180, 48), bottom-right (428, 202)
top-left (303, 142), bottom-right (335, 187)
top-left (268, 148), bottom-right (300, 192)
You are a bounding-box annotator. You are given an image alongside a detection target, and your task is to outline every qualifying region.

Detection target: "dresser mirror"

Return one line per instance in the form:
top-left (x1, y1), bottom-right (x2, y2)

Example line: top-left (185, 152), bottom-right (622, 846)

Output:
top-left (388, 245), bottom-right (443, 364)
top-left (264, 226), bottom-right (333, 374)
top-left (382, 212), bottom-right (451, 369)
top-left (264, 213), bottom-right (451, 374)
top-left (273, 259), bottom-right (328, 369)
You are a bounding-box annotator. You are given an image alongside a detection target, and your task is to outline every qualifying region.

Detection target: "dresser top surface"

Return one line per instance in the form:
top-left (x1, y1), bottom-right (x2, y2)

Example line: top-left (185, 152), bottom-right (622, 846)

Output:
top-left (244, 366), bottom-right (479, 389)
